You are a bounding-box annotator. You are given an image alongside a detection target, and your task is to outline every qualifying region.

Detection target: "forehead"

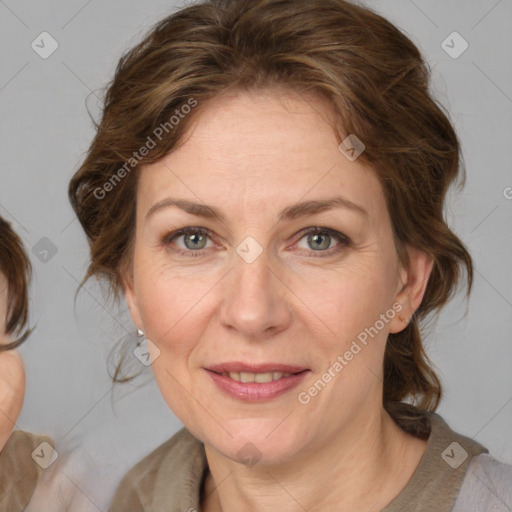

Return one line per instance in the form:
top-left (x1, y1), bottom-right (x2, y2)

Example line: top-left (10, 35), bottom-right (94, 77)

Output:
top-left (136, 89), bottom-right (385, 220)
top-left (167, 89), bottom-right (342, 168)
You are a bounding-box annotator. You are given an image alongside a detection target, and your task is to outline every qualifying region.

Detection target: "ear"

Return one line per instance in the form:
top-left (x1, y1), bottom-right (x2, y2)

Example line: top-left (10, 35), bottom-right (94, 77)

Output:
top-left (121, 268), bottom-right (144, 333)
top-left (389, 246), bottom-right (434, 334)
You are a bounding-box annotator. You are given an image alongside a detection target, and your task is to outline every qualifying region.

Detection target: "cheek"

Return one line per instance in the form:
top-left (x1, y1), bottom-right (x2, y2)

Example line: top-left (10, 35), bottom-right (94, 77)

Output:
top-left (134, 269), bottom-right (214, 412)
top-left (134, 262), bottom-right (217, 360)
top-left (292, 256), bottom-right (397, 342)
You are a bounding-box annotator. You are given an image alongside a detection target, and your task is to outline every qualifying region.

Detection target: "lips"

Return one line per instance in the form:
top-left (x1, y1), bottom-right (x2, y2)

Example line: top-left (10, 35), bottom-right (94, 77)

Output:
top-left (204, 362), bottom-right (310, 402)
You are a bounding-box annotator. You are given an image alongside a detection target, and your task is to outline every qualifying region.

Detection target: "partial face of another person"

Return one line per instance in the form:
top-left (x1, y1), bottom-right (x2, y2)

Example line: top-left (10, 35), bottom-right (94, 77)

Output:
top-left (0, 272), bottom-right (25, 452)
top-left (0, 273), bottom-right (8, 343)
top-left (124, 89), bottom-right (431, 465)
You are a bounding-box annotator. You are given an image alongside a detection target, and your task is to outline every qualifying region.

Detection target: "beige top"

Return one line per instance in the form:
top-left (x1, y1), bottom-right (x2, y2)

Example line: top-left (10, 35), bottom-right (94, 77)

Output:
top-left (108, 403), bottom-right (491, 511)
top-left (0, 430), bottom-right (54, 511)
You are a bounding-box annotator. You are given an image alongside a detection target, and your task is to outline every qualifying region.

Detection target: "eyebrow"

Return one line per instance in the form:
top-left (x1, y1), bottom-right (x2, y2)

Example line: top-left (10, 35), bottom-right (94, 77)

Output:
top-left (145, 196), bottom-right (368, 223)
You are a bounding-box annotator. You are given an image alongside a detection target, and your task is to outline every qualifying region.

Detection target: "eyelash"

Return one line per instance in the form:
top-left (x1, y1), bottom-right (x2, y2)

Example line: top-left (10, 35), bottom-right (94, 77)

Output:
top-left (161, 227), bottom-right (351, 258)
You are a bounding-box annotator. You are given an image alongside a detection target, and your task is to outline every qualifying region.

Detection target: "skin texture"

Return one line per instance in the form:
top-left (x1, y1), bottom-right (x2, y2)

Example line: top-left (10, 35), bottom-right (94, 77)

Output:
top-left (123, 89), bottom-right (434, 511)
top-left (0, 273), bottom-right (26, 452)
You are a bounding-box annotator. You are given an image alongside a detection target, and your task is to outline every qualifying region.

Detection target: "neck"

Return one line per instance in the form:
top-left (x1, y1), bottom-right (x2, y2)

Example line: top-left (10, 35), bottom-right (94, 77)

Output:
top-left (201, 405), bottom-right (428, 512)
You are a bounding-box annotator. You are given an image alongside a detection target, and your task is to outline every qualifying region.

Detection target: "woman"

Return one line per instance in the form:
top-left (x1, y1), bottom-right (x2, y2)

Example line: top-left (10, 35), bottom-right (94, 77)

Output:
top-left (0, 217), bottom-right (54, 510)
top-left (69, 0), bottom-right (512, 510)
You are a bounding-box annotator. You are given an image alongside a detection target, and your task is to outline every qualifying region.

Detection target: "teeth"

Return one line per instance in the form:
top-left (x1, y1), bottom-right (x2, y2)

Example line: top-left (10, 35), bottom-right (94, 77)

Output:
top-left (255, 372), bottom-right (273, 383)
top-left (240, 372), bottom-right (253, 383)
top-left (221, 371), bottom-right (292, 382)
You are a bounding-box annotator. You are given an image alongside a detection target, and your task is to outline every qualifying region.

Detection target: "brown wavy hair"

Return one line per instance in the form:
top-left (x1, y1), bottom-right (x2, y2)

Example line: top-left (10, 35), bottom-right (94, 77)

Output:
top-left (69, 0), bottom-right (472, 412)
top-left (0, 217), bottom-right (33, 350)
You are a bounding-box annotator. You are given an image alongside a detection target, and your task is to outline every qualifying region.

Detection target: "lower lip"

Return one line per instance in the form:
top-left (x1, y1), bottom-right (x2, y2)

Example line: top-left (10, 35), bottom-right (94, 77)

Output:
top-left (205, 369), bottom-right (310, 402)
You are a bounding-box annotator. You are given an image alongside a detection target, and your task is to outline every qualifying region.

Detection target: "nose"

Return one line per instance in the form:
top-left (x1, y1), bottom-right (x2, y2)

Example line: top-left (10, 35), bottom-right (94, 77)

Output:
top-left (219, 250), bottom-right (292, 340)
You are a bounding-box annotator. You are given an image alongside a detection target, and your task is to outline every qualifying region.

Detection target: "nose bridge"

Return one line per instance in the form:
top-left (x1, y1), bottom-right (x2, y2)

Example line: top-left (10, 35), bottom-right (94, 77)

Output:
top-left (220, 245), bottom-right (290, 338)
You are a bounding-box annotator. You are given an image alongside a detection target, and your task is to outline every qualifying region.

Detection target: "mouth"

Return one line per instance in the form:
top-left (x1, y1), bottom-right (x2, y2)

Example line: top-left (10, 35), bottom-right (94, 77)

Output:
top-left (204, 363), bottom-right (310, 402)
top-left (215, 370), bottom-right (297, 383)
top-left (205, 362), bottom-right (308, 380)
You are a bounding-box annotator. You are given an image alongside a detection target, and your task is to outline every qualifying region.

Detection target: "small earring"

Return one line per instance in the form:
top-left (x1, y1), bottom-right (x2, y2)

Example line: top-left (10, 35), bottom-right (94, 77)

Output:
top-left (400, 316), bottom-right (411, 325)
top-left (137, 329), bottom-right (144, 337)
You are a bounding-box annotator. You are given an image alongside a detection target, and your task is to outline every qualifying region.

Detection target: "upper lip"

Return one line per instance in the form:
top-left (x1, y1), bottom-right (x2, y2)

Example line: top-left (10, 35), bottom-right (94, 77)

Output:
top-left (205, 362), bottom-right (308, 374)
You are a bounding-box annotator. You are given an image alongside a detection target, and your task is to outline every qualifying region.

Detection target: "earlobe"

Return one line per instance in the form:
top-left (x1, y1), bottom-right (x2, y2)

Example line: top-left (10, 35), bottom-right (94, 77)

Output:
top-left (389, 247), bottom-right (434, 334)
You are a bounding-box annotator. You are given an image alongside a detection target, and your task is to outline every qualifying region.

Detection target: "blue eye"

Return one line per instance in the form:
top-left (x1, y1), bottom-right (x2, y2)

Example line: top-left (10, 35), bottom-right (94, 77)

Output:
top-left (295, 228), bottom-right (351, 256)
top-left (162, 227), bottom-right (213, 257)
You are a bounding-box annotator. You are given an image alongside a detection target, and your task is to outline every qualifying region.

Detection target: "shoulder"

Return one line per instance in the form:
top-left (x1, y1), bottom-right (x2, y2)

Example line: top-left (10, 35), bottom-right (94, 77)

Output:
top-left (393, 402), bottom-right (512, 511)
top-left (0, 429), bottom-right (53, 470)
top-left (383, 402), bottom-right (493, 511)
top-left (453, 453), bottom-right (512, 511)
top-left (115, 426), bottom-right (203, 483)
top-left (0, 430), bottom-right (54, 510)
top-left (108, 427), bottom-right (206, 512)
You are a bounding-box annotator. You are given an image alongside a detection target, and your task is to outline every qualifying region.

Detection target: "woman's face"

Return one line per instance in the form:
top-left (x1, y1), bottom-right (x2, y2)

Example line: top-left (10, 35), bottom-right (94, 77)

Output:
top-left (124, 89), bottom-right (428, 465)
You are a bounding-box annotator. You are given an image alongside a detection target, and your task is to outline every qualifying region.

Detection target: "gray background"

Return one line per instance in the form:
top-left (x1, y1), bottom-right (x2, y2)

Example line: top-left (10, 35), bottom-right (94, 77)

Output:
top-left (1, 0), bottom-right (511, 509)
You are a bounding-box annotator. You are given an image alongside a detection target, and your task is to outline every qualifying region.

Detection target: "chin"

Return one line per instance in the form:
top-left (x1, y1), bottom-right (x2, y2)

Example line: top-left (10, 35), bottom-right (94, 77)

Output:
top-left (200, 417), bottom-right (309, 467)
